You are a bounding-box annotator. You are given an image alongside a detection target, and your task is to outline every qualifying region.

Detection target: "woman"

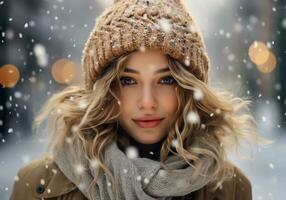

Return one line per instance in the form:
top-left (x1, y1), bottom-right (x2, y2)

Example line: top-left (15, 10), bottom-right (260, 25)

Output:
top-left (10, 0), bottom-right (268, 199)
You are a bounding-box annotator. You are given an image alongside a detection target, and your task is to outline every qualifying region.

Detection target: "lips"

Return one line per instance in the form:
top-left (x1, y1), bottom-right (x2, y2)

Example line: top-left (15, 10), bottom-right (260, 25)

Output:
top-left (133, 118), bottom-right (164, 128)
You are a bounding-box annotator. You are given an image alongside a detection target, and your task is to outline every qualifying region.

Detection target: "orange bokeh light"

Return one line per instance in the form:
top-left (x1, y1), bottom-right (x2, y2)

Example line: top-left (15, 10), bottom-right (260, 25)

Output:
top-left (51, 58), bottom-right (78, 84)
top-left (256, 51), bottom-right (277, 74)
top-left (248, 41), bottom-right (270, 65)
top-left (0, 64), bottom-right (20, 88)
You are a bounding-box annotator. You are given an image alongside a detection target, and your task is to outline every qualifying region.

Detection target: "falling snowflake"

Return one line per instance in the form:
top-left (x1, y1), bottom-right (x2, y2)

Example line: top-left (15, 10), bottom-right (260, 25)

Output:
top-left (65, 136), bottom-right (73, 144)
top-left (14, 91), bottom-right (22, 99)
top-left (158, 18), bottom-right (172, 33)
top-left (193, 88), bottom-right (204, 101)
top-left (78, 182), bottom-right (86, 190)
top-left (158, 170), bottom-right (167, 177)
top-left (136, 175), bottom-right (142, 181)
top-left (187, 111), bottom-right (200, 124)
top-left (269, 163), bottom-right (274, 169)
top-left (171, 139), bottom-right (178, 148)
top-left (126, 146), bottom-right (139, 159)
top-left (75, 163), bottom-right (85, 174)
top-left (184, 56), bottom-right (190, 66)
top-left (200, 124), bottom-right (206, 129)
top-left (262, 116), bottom-right (267, 122)
top-left (40, 178), bottom-right (45, 185)
top-left (52, 169), bottom-right (58, 174)
top-left (143, 177), bottom-right (149, 184)
top-left (89, 158), bottom-right (99, 169)
top-left (33, 44), bottom-right (48, 67)
top-left (14, 175), bottom-right (19, 182)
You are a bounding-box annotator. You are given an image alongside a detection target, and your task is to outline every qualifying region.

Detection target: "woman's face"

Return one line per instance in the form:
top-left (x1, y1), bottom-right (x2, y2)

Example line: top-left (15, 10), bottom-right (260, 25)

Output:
top-left (117, 49), bottom-right (178, 144)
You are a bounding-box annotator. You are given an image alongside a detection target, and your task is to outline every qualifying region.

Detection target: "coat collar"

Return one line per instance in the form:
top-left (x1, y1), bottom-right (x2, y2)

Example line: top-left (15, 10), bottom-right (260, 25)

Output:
top-left (31, 155), bottom-right (78, 198)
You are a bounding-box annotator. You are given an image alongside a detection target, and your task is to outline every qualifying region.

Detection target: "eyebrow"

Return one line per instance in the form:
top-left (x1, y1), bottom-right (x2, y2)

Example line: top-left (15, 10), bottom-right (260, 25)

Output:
top-left (123, 67), bottom-right (170, 74)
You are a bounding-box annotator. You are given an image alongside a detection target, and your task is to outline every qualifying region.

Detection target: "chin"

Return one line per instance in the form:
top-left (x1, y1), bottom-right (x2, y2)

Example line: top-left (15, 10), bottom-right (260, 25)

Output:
top-left (134, 135), bottom-right (162, 145)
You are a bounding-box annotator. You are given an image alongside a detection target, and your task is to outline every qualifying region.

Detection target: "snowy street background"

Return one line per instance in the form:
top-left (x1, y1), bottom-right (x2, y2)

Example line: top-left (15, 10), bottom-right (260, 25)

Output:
top-left (1, 0), bottom-right (286, 199)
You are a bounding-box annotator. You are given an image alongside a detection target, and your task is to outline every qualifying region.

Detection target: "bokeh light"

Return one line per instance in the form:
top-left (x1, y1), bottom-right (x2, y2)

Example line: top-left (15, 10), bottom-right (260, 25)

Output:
top-left (248, 41), bottom-right (270, 65)
top-left (51, 58), bottom-right (78, 84)
top-left (256, 51), bottom-right (277, 74)
top-left (0, 64), bottom-right (20, 88)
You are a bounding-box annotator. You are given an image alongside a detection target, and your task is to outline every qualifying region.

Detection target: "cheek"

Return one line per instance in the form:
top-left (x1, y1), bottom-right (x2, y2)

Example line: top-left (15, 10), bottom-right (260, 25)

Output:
top-left (119, 94), bottom-right (134, 117)
top-left (158, 89), bottom-right (178, 113)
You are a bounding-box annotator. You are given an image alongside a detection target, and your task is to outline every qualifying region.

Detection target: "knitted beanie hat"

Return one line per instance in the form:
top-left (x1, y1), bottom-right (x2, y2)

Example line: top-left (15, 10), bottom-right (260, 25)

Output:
top-left (82, 0), bottom-right (211, 90)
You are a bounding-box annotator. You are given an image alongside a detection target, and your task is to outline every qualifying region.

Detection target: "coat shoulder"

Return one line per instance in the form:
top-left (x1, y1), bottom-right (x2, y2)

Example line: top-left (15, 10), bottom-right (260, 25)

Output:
top-left (192, 164), bottom-right (252, 200)
top-left (10, 154), bottom-right (80, 200)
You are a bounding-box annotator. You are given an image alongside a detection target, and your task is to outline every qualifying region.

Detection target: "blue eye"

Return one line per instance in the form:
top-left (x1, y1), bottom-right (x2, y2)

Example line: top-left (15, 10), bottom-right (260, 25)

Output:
top-left (119, 76), bottom-right (176, 86)
top-left (120, 77), bottom-right (136, 85)
top-left (160, 76), bottom-right (176, 84)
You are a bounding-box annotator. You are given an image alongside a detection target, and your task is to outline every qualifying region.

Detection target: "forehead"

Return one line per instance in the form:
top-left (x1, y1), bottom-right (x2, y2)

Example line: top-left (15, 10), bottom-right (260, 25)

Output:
top-left (124, 49), bottom-right (169, 69)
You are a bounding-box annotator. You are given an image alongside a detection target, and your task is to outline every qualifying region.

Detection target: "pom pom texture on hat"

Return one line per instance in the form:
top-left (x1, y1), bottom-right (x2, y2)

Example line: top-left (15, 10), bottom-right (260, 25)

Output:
top-left (82, 0), bottom-right (211, 90)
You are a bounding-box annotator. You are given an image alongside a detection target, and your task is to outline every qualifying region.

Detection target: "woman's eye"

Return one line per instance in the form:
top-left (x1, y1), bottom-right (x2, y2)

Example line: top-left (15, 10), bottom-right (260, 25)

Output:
top-left (160, 76), bottom-right (176, 84)
top-left (119, 76), bottom-right (176, 86)
top-left (120, 77), bottom-right (136, 85)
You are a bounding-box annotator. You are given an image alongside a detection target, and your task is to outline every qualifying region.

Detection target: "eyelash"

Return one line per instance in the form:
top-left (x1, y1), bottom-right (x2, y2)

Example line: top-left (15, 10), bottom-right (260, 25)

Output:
top-left (119, 76), bottom-right (176, 86)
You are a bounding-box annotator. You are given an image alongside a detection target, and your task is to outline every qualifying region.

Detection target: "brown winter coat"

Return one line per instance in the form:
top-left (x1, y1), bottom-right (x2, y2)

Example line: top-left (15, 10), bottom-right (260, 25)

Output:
top-left (10, 155), bottom-right (252, 200)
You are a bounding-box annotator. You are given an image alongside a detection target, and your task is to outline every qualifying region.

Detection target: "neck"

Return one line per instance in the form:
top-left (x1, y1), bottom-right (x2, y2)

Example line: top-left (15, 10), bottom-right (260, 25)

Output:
top-left (117, 125), bottom-right (165, 161)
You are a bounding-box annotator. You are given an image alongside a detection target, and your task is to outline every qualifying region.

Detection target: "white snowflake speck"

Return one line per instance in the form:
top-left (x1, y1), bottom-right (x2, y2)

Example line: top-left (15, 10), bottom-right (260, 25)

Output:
top-left (78, 182), bottom-right (86, 190)
top-left (201, 124), bottom-right (206, 129)
top-left (158, 18), bottom-right (172, 33)
top-left (184, 56), bottom-right (190, 66)
top-left (14, 91), bottom-right (22, 99)
top-left (126, 146), bottom-right (139, 159)
top-left (193, 88), bottom-right (204, 100)
top-left (34, 44), bottom-right (48, 67)
top-left (187, 111), bottom-right (200, 124)
top-left (90, 158), bottom-right (99, 169)
top-left (171, 139), bottom-right (178, 148)
top-left (40, 178), bottom-right (45, 185)
top-left (136, 175), bottom-right (142, 181)
top-left (143, 178), bottom-right (149, 184)
top-left (158, 170), bottom-right (167, 177)
top-left (269, 163), bottom-right (274, 169)
top-left (123, 169), bottom-right (128, 174)
top-left (14, 175), bottom-right (19, 182)
top-left (262, 116), bottom-right (267, 122)
top-left (75, 164), bottom-right (85, 174)
top-left (71, 125), bottom-right (79, 133)
top-left (65, 137), bottom-right (73, 144)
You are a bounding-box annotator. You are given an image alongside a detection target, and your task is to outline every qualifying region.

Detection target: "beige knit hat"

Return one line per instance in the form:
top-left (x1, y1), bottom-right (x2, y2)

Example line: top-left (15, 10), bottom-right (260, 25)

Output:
top-left (82, 0), bottom-right (211, 90)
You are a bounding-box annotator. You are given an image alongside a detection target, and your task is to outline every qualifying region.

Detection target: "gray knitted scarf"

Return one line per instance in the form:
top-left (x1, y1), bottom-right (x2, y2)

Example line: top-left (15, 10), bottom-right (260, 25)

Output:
top-left (52, 139), bottom-right (215, 200)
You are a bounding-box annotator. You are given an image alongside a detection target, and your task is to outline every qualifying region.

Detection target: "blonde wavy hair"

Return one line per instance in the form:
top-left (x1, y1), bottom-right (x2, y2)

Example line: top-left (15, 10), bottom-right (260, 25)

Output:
top-left (34, 52), bottom-right (270, 199)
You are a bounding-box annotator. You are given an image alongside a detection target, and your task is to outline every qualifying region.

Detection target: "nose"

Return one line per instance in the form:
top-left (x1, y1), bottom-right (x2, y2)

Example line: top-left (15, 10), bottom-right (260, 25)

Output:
top-left (138, 85), bottom-right (158, 110)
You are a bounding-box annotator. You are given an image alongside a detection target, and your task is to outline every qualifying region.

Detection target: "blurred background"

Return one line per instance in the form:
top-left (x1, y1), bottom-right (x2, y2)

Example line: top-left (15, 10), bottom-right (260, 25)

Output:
top-left (0, 0), bottom-right (285, 199)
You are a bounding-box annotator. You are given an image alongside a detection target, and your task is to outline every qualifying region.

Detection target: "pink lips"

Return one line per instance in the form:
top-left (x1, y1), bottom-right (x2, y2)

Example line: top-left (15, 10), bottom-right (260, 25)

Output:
top-left (133, 118), bottom-right (164, 128)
